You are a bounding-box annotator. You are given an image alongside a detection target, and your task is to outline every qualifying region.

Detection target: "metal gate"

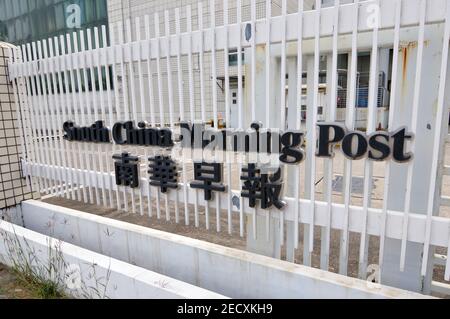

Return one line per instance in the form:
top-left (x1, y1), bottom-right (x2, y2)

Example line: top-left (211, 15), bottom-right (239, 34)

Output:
top-left (7, 0), bottom-right (450, 295)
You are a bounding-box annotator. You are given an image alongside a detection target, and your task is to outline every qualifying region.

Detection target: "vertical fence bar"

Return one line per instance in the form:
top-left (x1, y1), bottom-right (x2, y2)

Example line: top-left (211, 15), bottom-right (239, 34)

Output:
top-left (155, 13), bottom-right (164, 129)
top-left (35, 41), bottom-right (57, 196)
top-left (237, 0), bottom-right (244, 238)
top-left (33, 42), bottom-right (53, 196)
top-left (28, 42), bottom-right (49, 194)
top-left (321, 0), bottom-right (340, 270)
top-left (279, 0), bottom-right (288, 247)
top-left (187, 5), bottom-right (200, 228)
top-left (79, 31), bottom-right (96, 204)
top-left (72, 33), bottom-right (90, 203)
top-left (53, 36), bottom-right (72, 200)
top-left (293, 0), bottom-right (305, 251)
top-left (340, 0), bottom-right (360, 276)
top-left (400, 0), bottom-right (427, 271)
top-left (144, 15), bottom-right (156, 218)
top-left (265, 0), bottom-right (271, 129)
top-left (43, 39), bottom-right (64, 197)
top-left (118, 22), bottom-right (131, 123)
top-left (58, 35), bottom-right (76, 201)
top-left (101, 25), bottom-right (117, 209)
top-left (423, 0), bottom-right (450, 277)
top-left (117, 22), bottom-right (130, 211)
top-left (265, 0), bottom-right (272, 241)
top-left (175, 8), bottom-right (190, 226)
top-left (164, 10), bottom-right (180, 222)
top-left (250, 0), bottom-right (257, 240)
top-left (209, 0), bottom-right (222, 233)
top-left (124, 20), bottom-right (137, 215)
top-left (223, 0), bottom-right (233, 235)
top-left (198, 2), bottom-right (210, 230)
top-left (94, 27), bottom-right (110, 208)
top-left (86, 29), bottom-right (102, 206)
top-left (134, 17), bottom-right (145, 216)
top-left (65, 33), bottom-right (82, 202)
top-left (379, 0), bottom-right (402, 276)
top-left (18, 46), bottom-right (45, 194)
top-left (359, 0), bottom-right (380, 279)
top-left (155, 13), bottom-right (165, 219)
top-left (108, 25), bottom-right (123, 211)
top-left (90, 29), bottom-right (107, 207)
top-left (307, 0), bottom-right (322, 254)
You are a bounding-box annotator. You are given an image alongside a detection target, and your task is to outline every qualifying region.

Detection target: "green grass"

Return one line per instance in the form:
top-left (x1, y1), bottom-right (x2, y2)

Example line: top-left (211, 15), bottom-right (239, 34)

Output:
top-left (11, 267), bottom-right (65, 299)
top-left (13, 270), bottom-right (66, 299)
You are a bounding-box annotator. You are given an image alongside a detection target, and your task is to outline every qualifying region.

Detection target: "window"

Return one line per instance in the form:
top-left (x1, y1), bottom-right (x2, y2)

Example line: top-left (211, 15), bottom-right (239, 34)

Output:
top-left (84, 0), bottom-right (96, 23)
top-left (15, 19), bottom-right (22, 41)
top-left (8, 21), bottom-right (15, 42)
top-left (21, 17), bottom-right (30, 41)
top-left (5, 1), bottom-right (13, 20)
top-left (46, 9), bottom-right (56, 33)
top-left (0, 1), bottom-right (6, 20)
top-left (229, 48), bottom-right (245, 66)
top-left (28, 0), bottom-right (37, 11)
top-left (55, 3), bottom-right (65, 30)
top-left (2, 0), bottom-right (108, 47)
top-left (96, 0), bottom-right (107, 21)
top-left (12, 0), bottom-right (20, 18)
top-left (19, 0), bottom-right (28, 15)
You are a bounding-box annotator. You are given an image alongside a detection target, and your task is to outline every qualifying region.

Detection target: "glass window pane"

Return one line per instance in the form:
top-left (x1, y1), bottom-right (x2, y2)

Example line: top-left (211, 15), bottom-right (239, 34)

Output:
top-left (28, 0), bottom-right (36, 11)
top-left (84, 0), bottom-right (95, 23)
top-left (0, 21), bottom-right (8, 42)
top-left (15, 19), bottom-right (22, 41)
top-left (5, 0), bottom-right (13, 19)
top-left (55, 3), bottom-right (65, 29)
top-left (37, 0), bottom-right (46, 9)
top-left (20, 0), bottom-right (28, 15)
top-left (22, 16), bottom-right (30, 41)
top-left (0, 2), bottom-right (6, 20)
top-left (30, 14), bottom-right (40, 38)
top-left (96, 0), bottom-right (107, 20)
top-left (12, 0), bottom-right (20, 17)
top-left (8, 21), bottom-right (15, 41)
top-left (47, 9), bottom-right (56, 33)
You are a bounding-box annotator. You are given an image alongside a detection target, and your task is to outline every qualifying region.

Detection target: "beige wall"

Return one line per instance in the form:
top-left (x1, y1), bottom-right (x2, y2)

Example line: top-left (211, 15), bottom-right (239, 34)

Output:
top-left (0, 43), bottom-right (36, 211)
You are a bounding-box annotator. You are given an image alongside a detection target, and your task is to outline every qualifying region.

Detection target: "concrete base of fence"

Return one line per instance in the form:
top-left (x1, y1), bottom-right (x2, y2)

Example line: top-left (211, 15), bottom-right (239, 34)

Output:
top-left (0, 219), bottom-right (226, 299)
top-left (18, 200), bottom-right (433, 299)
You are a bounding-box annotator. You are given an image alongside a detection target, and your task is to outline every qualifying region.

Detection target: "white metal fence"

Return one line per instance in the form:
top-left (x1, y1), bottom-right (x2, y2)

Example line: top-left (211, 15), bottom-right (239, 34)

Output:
top-left (7, 0), bottom-right (450, 295)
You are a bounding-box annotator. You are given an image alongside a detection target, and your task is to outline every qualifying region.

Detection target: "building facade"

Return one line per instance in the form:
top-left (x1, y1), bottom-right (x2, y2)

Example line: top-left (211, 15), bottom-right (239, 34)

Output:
top-left (0, 0), bottom-right (108, 46)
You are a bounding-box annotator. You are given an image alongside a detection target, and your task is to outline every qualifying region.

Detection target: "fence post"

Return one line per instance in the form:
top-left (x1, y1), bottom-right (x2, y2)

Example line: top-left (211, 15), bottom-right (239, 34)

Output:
top-left (380, 24), bottom-right (449, 293)
top-left (245, 44), bottom-right (282, 258)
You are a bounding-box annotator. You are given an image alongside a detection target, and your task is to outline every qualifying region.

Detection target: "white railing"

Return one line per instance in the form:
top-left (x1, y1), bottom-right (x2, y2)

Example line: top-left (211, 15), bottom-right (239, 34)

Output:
top-left (7, 0), bottom-right (450, 295)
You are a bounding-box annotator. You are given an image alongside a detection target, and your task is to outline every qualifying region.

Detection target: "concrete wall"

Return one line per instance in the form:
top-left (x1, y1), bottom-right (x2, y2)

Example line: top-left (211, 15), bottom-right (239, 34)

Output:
top-left (0, 219), bottom-right (226, 299)
top-left (20, 200), bottom-right (432, 299)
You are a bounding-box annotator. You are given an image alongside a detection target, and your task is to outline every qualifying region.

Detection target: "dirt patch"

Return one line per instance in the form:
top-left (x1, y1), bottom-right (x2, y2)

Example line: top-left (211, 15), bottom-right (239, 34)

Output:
top-left (0, 264), bottom-right (36, 299)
